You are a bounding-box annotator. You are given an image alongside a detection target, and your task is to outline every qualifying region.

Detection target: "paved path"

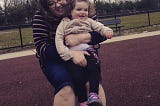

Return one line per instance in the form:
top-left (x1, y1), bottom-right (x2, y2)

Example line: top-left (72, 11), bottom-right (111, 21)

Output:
top-left (0, 31), bottom-right (160, 106)
top-left (1, 31), bottom-right (160, 60)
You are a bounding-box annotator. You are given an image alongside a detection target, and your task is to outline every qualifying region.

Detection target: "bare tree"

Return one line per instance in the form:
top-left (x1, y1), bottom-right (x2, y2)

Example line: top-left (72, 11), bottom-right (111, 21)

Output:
top-left (3, 0), bottom-right (11, 24)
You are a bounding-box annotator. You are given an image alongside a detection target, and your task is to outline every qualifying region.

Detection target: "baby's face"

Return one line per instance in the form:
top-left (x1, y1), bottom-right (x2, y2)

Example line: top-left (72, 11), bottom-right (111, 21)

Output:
top-left (71, 1), bottom-right (89, 21)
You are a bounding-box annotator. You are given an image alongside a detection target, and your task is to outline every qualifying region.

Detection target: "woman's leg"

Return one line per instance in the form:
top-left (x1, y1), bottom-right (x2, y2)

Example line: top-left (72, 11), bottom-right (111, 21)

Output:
top-left (98, 84), bottom-right (106, 106)
top-left (41, 61), bottom-right (76, 106)
top-left (54, 85), bottom-right (76, 106)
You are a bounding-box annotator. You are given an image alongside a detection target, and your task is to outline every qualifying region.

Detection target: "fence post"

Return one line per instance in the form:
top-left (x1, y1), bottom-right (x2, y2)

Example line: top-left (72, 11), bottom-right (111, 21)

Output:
top-left (147, 11), bottom-right (151, 26)
top-left (18, 25), bottom-right (23, 48)
top-left (114, 15), bottom-right (118, 31)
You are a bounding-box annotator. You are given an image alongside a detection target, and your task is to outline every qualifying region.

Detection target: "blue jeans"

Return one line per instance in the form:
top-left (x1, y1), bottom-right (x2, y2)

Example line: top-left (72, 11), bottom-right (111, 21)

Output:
top-left (39, 59), bottom-right (75, 94)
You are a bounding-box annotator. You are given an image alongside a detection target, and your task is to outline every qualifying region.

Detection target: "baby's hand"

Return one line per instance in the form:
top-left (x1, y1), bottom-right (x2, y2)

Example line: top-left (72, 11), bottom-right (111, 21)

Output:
top-left (105, 30), bottom-right (113, 39)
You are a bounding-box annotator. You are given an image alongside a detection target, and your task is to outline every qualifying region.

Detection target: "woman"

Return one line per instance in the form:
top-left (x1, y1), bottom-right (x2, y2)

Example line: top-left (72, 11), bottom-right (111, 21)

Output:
top-left (32, 0), bottom-right (107, 106)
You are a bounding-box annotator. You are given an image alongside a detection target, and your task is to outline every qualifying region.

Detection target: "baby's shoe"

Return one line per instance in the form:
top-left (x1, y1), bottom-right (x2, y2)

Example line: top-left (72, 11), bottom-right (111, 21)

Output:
top-left (88, 93), bottom-right (103, 106)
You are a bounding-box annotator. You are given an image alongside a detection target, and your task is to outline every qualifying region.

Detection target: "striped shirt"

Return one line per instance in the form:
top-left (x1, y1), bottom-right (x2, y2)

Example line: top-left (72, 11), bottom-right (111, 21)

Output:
top-left (33, 11), bottom-right (62, 60)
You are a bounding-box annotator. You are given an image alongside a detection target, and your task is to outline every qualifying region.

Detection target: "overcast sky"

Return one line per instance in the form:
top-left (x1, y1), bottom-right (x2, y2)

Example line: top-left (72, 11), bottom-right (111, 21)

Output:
top-left (0, 1), bottom-right (3, 7)
top-left (0, 1), bottom-right (3, 5)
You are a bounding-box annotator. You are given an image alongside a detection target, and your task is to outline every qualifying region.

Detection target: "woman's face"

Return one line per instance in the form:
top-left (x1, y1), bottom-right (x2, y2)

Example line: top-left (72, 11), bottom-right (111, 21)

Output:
top-left (71, 1), bottom-right (89, 21)
top-left (48, 0), bottom-right (68, 17)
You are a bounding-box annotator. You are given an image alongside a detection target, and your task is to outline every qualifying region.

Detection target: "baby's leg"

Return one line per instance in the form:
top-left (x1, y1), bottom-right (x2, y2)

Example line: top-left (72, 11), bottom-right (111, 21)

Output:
top-left (67, 61), bottom-right (88, 104)
top-left (86, 50), bottom-right (103, 106)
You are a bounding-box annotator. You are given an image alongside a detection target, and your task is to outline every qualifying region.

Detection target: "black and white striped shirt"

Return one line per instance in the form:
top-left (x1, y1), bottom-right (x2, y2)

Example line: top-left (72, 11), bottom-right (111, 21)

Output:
top-left (33, 11), bottom-right (61, 60)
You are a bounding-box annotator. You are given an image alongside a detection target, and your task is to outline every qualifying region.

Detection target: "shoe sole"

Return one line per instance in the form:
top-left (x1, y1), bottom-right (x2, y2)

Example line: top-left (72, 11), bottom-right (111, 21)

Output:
top-left (88, 102), bottom-right (103, 106)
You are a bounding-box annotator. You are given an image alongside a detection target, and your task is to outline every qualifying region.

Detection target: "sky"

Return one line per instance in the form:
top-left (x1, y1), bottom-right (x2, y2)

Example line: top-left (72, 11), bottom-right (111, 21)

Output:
top-left (0, 1), bottom-right (3, 7)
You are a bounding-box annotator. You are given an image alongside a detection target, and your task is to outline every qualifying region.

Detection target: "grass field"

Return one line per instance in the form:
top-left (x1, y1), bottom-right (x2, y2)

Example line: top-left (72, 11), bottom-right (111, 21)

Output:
top-left (0, 11), bottom-right (160, 50)
top-left (0, 28), bottom-right (33, 49)
top-left (120, 12), bottom-right (160, 28)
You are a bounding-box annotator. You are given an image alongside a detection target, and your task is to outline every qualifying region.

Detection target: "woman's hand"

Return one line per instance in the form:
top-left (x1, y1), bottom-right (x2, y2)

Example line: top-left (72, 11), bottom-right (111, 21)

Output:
top-left (70, 50), bottom-right (90, 67)
top-left (65, 33), bottom-right (91, 47)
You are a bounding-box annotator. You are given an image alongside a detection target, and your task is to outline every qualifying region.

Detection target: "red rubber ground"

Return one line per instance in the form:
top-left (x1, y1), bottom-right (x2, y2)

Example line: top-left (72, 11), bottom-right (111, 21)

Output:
top-left (0, 35), bottom-right (160, 106)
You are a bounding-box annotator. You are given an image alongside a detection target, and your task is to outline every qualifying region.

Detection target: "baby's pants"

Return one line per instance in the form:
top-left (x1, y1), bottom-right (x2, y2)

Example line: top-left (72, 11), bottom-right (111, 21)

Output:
top-left (67, 50), bottom-right (101, 103)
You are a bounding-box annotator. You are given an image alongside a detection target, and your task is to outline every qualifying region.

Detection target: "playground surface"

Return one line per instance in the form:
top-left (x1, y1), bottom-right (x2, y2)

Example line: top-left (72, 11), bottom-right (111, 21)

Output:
top-left (0, 31), bottom-right (160, 106)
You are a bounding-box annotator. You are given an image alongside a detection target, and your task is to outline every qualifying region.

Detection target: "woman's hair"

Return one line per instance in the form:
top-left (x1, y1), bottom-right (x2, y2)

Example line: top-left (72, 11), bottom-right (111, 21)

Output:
top-left (37, 0), bottom-right (68, 19)
top-left (66, 0), bottom-right (96, 18)
top-left (36, 0), bottom-right (51, 17)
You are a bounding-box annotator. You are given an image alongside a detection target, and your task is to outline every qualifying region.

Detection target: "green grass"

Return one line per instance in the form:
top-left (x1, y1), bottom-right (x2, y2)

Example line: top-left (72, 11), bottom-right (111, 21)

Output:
top-left (120, 14), bottom-right (149, 28)
top-left (21, 28), bottom-right (34, 45)
top-left (101, 12), bottom-right (160, 29)
top-left (0, 11), bottom-right (160, 50)
top-left (119, 12), bottom-right (160, 34)
top-left (119, 12), bottom-right (160, 28)
top-left (150, 12), bottom-right (160, 25)
top-left (0, 28), bottom-right (33, 49)
top-left (101, 11), bottom-right (160, 35)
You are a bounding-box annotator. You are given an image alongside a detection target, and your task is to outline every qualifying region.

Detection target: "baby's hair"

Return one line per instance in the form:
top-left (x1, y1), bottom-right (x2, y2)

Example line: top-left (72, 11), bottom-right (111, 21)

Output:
top-left (66, 0), bottom-right (96, 18)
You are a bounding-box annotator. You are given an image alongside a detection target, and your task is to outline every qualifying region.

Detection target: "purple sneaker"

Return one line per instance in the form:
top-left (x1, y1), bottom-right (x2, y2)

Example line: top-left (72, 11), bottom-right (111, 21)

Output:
top-left (88, 93), bottom-right (103, 106)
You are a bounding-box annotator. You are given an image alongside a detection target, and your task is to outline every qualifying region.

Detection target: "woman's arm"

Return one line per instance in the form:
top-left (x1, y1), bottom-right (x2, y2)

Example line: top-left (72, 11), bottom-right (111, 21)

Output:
top-left (32, 11), bottom-right (60, 60)
top-left (88, 31), bottom-right (107, 45)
